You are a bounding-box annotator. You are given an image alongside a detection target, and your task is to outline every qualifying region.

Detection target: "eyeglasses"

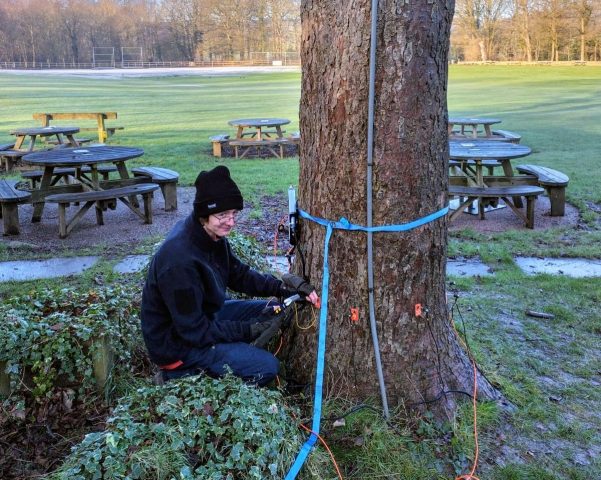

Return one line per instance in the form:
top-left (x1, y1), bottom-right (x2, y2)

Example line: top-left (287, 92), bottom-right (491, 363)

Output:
top-left (212, 211), bottom-right (239, 223)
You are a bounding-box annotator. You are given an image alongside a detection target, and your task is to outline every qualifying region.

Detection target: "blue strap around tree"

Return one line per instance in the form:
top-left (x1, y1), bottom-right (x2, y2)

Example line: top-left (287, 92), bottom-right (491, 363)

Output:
top-left (284, 205), bottom-right (449, 479)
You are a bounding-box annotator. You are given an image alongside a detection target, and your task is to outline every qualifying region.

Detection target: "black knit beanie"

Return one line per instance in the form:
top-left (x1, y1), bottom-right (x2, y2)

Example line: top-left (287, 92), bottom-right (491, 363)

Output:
top-left (193, 166), bottom-right (243, 218)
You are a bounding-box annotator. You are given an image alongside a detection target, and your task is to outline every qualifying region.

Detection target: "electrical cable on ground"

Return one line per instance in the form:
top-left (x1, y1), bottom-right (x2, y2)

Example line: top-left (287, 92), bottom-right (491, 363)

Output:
top-left (455, 356), bottom-right (480, 480)
top-left (298, 423), bottom-right (344, 480)
top-left (449, 294), bottom-right (481, 480)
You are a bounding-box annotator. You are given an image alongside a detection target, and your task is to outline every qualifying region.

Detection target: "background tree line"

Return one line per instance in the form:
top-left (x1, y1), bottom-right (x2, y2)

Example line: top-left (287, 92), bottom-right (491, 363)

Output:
top-left (0, 0), bottom-right (301, 66)
top-left (453, 0), bottom-right (601, 61)
top-left (0, 0), bottom-right (599, 66)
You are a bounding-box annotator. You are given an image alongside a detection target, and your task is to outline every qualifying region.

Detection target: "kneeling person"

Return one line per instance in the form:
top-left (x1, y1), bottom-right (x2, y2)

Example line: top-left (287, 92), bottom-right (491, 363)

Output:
top-left (141, 166), bottom-right (319, 385)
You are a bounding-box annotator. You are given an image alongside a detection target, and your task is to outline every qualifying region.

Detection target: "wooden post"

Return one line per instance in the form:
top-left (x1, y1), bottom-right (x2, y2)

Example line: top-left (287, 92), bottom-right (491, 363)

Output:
top-left (161, 184), bottom-right (178, 211)
top-left (91, 336), bottom-right (114, 390)
top-left (143, 193), bottom-right (153, 223)
top-left (1, 204), bottom-right (20, 235)
top-left (548, 187), bottom-right (565, 216)
top-left (0, 361), bottom-right (11, 397)
top-left (212, 141), bottom-right (223, 157)
top-left (97, 115), bottom-right (107, 143)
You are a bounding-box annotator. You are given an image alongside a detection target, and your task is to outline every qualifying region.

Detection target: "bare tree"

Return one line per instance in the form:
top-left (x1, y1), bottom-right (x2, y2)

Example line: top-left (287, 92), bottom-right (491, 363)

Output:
top-left (286, 0), bottom-right (500, 418)
top-left (454, 0), bottom-right (512, 61)
top-left (574, 0), bottom-right (593, 60)
top-left (1, 0), bottom-right (594, 65)
top-left (515, 0), bottom-right (533, 61)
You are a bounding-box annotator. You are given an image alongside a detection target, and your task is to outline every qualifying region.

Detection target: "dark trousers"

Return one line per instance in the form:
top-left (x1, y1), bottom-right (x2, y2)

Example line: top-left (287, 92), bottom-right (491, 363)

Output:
top-left (162, 299), bottom-right (280, 386)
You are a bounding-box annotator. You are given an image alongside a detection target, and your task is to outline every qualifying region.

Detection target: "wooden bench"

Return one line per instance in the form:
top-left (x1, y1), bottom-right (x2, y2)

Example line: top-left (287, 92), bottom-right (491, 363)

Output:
top-left (449, 158), bottom-right (503, 176)
top-left (241, 129), bottom-right (284, 138)
top-left (515, 164), bottom-right (569, 216)
top-left (209, 134), bottom-right (230, 157)
top-left (45, 183), bottom-right (159, 238)
top-left (449, 185), bottom-right (545, 229)
top-left (47, 137), bottom-right (92, 147)
top-left (0, 150), bottom-right (27, 172)
top-left (131, 167), bottom-right (179, 211)
top-left (491, 129), bottom-right (522, 143)
top-left (289, 131), bottom-right (300, 145)
top-left (21, 165), bottom-right (117, 189)
top-left (0, 180), bottom-right (31, 235)
top-left (33, 112), bottom-right (124, 143)
top-left (0, 143), bottom-right (15, 151)
top-left (228, 138), bottom-right (289, 159)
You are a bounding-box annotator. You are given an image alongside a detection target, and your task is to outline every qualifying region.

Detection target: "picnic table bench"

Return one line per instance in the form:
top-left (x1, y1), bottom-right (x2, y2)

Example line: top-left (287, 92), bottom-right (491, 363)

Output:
top-left (491, 129), bottom-right (522, 143)
top-left (33, 112), bottom-right (124, 143)
top-left (0, 179), bottom-right (31, 235)
top-left (0, 150), bottom-right (27, 172)
top-left (449, 184), bottom-right (545, 229)
top-left (229, 138), bottom-right (290, 159)
top-left (516, 165), bottom-right (569, 216)
top-left (210, 134), bottom-right (230, 157)
top-left (46, 183), bottom-right (159, 238)
top-left (211, 132), bottom-right (300, 158)
top-left (131, 166), bottom-right (179, 210)
top-left (21, 165), bottom-right (117, 189)
top-left (449, 158), bottom-right (504, 176)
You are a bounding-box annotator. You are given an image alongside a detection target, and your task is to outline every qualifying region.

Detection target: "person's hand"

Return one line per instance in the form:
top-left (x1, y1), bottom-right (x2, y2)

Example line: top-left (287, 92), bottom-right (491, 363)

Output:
top-left (305, 290), bottom-right (320, 307)
top-left (281, 274), bottom-right (320, 307)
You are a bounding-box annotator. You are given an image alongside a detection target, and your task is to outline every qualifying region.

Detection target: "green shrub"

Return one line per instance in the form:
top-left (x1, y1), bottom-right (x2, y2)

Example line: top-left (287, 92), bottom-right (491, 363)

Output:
top-left (0, 284), bottom-right (142, 399)
top-left (47, 375), bottom-right (330, 479)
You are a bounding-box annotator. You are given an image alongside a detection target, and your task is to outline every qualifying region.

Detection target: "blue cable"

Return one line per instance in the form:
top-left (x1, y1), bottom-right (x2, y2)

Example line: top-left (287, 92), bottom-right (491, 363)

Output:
top-left (284, 205), bottom-right (449, 479)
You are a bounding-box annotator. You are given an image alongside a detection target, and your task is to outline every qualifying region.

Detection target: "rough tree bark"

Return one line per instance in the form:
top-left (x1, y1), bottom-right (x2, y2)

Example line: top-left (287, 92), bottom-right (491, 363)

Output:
top-left (285, 0), bottom-right (500, 418)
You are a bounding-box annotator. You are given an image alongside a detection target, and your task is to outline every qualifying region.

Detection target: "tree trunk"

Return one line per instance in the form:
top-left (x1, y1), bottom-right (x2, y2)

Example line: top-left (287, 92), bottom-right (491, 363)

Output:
top-left (286, 0), bottom-right (500, 419)
top-left (580, 17), bottom-right (585, 62)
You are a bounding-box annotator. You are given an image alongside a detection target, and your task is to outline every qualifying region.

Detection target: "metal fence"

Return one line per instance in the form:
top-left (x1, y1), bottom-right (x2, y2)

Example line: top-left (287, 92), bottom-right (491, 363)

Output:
top-left (0, 58), bottom-right (301, 70)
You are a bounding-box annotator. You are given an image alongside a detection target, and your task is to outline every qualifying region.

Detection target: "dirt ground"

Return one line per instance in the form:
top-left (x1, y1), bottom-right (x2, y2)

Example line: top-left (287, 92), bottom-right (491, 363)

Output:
top-left (0, 188), bottom-right (579, 256)
top-left (0, 187), bottom-right (291, 255)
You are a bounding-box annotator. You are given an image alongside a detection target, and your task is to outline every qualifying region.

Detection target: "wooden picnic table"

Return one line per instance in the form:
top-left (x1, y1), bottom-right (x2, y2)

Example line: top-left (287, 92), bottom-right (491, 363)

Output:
top-left (10, 125), bottom-right (81, 151)
top-left (228, 117), bottom-right (290, 140)
top-left (33, 112), bottom-right (122, 143)
top-left (21, 145), bottom-right (144, 222)
top-left (448, 117), bottom-right (502, 140)
top-left (449, 140), bottom-right (532, 186)
top-left (449, 140), bottom-right (533, 211)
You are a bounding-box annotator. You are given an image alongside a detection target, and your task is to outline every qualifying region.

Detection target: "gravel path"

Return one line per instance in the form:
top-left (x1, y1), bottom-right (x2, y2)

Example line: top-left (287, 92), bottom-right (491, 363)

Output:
top-left (0, 187), bottom-right (289, 256)
top-left (0, 188), bottom-right (578, 257)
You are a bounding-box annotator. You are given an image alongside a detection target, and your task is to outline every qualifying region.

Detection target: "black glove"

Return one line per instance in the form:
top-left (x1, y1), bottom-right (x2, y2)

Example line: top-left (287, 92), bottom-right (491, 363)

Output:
top-left (251, 315), bottom-right (284, 349)
top-left (281, 273), bottom-right (316, 297)
top-left (249, 320), bottom-right (273, 340)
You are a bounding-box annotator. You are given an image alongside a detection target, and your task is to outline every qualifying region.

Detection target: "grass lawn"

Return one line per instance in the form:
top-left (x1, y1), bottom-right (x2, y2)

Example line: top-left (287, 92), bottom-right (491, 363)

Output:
top-left (1, 66), bottom-right (600, 479)
top-left (0, 72), bottom-right (302, 203)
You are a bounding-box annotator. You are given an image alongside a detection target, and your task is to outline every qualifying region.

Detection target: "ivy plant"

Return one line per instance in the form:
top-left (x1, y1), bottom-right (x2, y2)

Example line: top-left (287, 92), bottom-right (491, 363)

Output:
top-left (0, 284), bottom-right (142, 399)
top-left (48, 375), bottom-right (331, 479)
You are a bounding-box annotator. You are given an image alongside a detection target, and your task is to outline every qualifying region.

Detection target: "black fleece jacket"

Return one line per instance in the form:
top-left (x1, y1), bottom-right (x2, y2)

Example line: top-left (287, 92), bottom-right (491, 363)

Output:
top-left (141, 214), bottom-right (284, 366)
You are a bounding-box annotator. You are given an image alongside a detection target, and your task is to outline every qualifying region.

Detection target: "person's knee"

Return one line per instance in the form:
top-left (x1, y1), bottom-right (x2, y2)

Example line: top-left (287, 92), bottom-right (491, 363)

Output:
top-left (255, 354), bottom-right (279, 386)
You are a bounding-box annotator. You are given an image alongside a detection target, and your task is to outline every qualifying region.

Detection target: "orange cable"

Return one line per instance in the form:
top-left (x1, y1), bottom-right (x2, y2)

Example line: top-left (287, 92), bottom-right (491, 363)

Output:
top-left (451, 309), bottom-right (480, 480)
top-left (273, 214), bottom-right (288, 261)
top-left (298, 423), bottom-right (344, 480)
top-left (455, 356), bottom-right (480, 480)
top-left (287, 402), bottom-right (343, 479)
top-left (274, 335), bottom-right (284, 356)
